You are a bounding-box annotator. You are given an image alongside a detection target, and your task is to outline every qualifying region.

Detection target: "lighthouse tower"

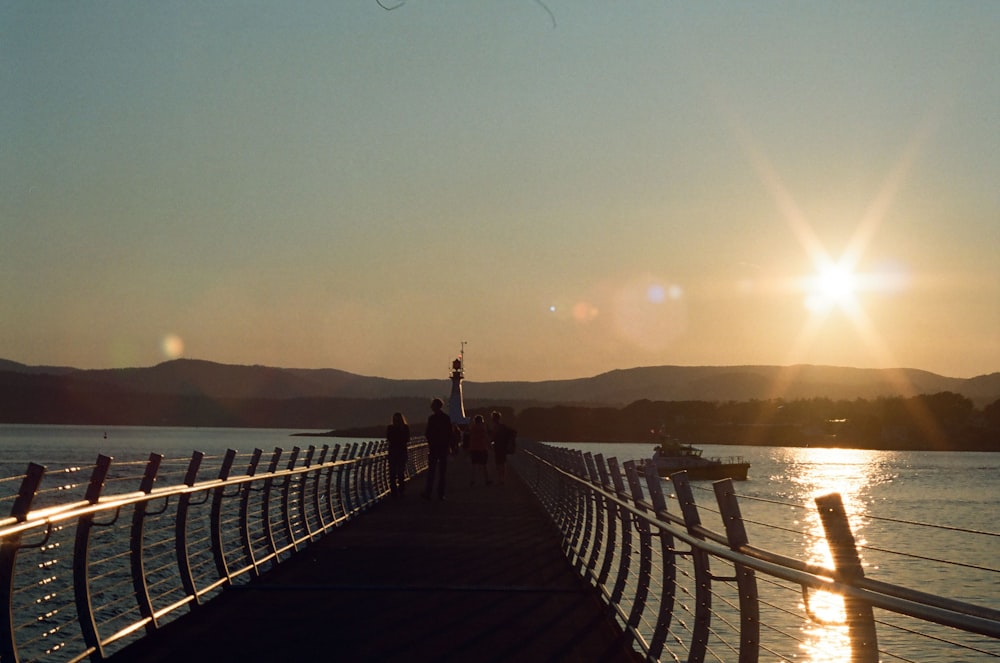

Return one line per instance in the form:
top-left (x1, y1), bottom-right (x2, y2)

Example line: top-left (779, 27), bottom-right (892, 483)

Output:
top-left (448, 346), bottom-right (469, 425)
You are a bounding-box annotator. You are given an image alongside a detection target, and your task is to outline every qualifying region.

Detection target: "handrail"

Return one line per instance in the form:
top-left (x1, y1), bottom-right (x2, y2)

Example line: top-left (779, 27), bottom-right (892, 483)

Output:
top-left (0, 438), bottom-right (429, 663)
top-left (510, 440), bottom-right (1000, 662)
top-left (3, 436), bottom-right (998, 662)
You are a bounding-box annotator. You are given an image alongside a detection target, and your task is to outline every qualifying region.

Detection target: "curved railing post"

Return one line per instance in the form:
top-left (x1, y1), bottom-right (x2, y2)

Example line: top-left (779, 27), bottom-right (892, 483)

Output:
top-left (582, 453), bottom-right (605, 580)
top-left (376, 439), bottom-right (389, 498)
top-left (260, 448), bottom-right (284, 564)
top-left (552, 451), bottom-right (573, 551)
top-left (593, 454), bottom-right (618, 589)
top-left (367, 440), bottom-right (380, 502)
top-left (281, 447), bottom-right (301, 553)
top-left (360, 441), bottom-right (374, 508)
top-left (672, 472), bottom-right (712, 662)
top-left (405, 438), bottom-right (418, 481)
top-left (623, 460), bottom-right (653, 646)
top-left (566, 451), bottom-right (589, 570)
top-left (325, 444), bottom-right (341, 525)
top-left (357, 442), bottom-right (368, 507)
top-left (343, 444), bottom-right (359, 516)
top-left (311, 445), bottom-right (329, 536)
top-left (1, 463), bottom-right (46, 663)
top-left (816, 492), bottom-right (879, 663)
top-left (175, 451), bottom-right (205, 607)
top-left (356, 442), bottom-right (367, 511)
top-left (297, 446), bottom-right (316, 542)
top-left (606, 458), bottom-right (633, 607)
top-left (643, 461), bottom-right (676, 661)
top-left (713, 478), bottom-right (760, 663)
top-left (239, 449), bottom-right (264, 578)
top-left (130, 453), bottom-right (164, 634)
top-left (210, 449), bottom-right (238, 585)
top-left (335, 445), bottom-right (351, 521)
top-left (73, 454), bottom-right (113, 660)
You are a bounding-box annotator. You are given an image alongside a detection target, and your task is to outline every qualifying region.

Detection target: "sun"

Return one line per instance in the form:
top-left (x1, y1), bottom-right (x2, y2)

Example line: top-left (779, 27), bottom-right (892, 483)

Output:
top-left (804, 259), bottom-right (859, 314)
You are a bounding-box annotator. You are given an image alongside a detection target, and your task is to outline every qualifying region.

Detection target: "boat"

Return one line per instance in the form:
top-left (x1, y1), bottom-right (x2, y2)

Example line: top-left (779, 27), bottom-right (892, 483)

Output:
top-left (643, 435), bottom-right (750, 481)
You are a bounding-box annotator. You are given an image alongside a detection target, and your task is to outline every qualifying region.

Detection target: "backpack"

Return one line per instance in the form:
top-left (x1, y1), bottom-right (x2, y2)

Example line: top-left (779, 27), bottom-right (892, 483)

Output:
top-left (505, 427), bottom-right (517, 454)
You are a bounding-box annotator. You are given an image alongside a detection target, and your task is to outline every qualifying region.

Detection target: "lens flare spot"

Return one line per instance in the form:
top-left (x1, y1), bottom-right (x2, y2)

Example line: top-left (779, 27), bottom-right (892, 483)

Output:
top-left (572, 301), bottom-right (599, 323)
top-left (614, 277), bottom-right (687, 351)
top-left (162, 334), bottom-right (184, 360)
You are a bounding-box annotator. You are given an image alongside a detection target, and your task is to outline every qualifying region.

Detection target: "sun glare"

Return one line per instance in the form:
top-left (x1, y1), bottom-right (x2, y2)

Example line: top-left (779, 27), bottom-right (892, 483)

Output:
top-left (804, 260), bottom-right (859, 313)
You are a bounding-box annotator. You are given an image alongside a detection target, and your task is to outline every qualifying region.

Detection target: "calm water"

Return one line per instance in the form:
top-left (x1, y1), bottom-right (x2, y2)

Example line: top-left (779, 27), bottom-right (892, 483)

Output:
top-left (2, 426), bottom-right (998, 661)
top-left (547, 441), bottom-right (1000, 662)
top-left (0, 424), bottom-right (332, 469)
top-left (0, 424), bottom-right (353, 508)
top-left (550, 441), bottom-right (999, 603)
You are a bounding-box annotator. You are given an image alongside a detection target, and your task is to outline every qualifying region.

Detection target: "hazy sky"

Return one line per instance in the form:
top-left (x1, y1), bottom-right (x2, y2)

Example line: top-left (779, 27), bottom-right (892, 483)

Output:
top-left (3, 2), bottom-right (998, 381)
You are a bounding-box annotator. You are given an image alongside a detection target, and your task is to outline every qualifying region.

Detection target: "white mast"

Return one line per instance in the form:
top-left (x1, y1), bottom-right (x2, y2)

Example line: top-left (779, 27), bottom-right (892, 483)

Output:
top-left (448, 341), bottom-right (469, 425)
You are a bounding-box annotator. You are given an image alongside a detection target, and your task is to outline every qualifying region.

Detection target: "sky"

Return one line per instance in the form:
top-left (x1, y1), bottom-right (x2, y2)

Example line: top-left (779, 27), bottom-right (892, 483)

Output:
top-left (2, 2), bottom-right (998, 382)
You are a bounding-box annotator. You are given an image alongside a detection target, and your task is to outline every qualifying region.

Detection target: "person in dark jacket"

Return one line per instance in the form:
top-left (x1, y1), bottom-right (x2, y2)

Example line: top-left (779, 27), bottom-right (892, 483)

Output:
top-left (490, 410), bottom-right (512, 486)
top-left (386, 412), bottom-right (410, 498)
top-left (422, 398), bottom-right (452, 500)
top-left (467, 414), bottom-right (491, 486)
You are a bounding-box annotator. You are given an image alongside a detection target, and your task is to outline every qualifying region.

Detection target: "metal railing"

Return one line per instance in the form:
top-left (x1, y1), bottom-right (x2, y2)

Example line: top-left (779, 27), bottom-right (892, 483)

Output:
top-left (511, 440), bottom-right (1000, 662)
top-left (0, 439), bottom-right (428, 663)
top-left (4, 435), bottom-right (999, 662)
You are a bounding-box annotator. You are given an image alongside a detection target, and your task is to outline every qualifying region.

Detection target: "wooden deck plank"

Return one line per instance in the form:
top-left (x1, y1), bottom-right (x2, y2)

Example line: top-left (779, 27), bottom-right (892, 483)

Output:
top-left (108, 458), bottom-right (641, 662)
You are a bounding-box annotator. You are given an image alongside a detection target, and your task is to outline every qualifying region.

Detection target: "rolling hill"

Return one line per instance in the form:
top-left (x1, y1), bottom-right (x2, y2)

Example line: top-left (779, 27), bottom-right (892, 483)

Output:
top-left (2, 358), bottom-right (998, 407)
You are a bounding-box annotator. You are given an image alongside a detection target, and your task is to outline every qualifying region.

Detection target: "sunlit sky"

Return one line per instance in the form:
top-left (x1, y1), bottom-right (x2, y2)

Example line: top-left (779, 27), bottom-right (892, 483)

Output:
top-left (3, 3), bottom-right (998, 381)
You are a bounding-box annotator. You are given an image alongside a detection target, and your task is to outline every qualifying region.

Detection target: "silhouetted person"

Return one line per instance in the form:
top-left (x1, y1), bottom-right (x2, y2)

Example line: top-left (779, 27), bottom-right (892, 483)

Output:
top-left (468, 414), bottom-right (491, 486)
top-left (386, 412), bottom-right (410, 498)
top-left (422, 398), bottom-right (452, 500)
top-left (491, 410), bottom-right (514, 486)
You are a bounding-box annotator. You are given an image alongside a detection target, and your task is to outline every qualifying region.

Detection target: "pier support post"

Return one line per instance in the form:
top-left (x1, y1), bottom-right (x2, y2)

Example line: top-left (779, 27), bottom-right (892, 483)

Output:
top-left (130, 453), bottom-right (164, 633)
top-left (175, 451), bottom-right (205, 607)
top-left (713, 479), bottom-right (760, 663)
top-left (672, 472), bottom-right (711, 663)
top-left (624, 461), bottom-right (653, 644)
top-left (593, 455), bottom-right (618, 589)
top-left (281, 447), bottom-right (301, 553)
top-left (260, 448), bottom-right (283, 566)
top-left (581, 453), bottom-right (604, 580)
top-left (815, 493), bottom-right (878, 663)
top-left (240, 449), bottom-right (264, 578)
top-left (1, 463), bottom-right (46, 663)
top-left (606, 458), bottom-right (633, 607)
top-left (642, 461), bottom-right (676, 661)
top-left (74, 454), bottom-right (113, 660)
top-left (210, 449), bottom-right (238, 584)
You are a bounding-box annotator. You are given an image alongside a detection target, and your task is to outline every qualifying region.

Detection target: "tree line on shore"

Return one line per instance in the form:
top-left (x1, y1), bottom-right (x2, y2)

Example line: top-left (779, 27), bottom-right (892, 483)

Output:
top-left (346, 391), bottom-right (996, 453)
top-left (2, 369), bottom-right (997, 452)
top-left (501, 392), bottom-right (999, 452)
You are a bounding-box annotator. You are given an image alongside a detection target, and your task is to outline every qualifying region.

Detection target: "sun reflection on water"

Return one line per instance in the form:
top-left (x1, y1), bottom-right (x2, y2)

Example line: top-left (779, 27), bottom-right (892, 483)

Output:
top-left (780, 447), bottom-right (892, 663)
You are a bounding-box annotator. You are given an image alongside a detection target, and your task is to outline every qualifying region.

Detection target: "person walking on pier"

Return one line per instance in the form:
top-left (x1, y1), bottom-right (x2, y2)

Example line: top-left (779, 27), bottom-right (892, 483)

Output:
top-left (491, 410), bottom-right (513, 486)
top-left (422, 398), bottom-right (452, 500)
top-left (386, 412), bottom-right (410, 498)
top-left (467, 414), bottom-right (491, 486)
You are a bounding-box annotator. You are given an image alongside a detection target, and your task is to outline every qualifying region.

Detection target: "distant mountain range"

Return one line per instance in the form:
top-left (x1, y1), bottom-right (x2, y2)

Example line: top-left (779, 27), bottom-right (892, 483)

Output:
top-left (3, 357), bottom-right (999, 408)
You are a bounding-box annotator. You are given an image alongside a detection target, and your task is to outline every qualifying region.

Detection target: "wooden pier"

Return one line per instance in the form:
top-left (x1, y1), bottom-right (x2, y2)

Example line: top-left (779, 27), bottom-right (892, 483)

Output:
top-left (105, 461), bottom-right (641, 662)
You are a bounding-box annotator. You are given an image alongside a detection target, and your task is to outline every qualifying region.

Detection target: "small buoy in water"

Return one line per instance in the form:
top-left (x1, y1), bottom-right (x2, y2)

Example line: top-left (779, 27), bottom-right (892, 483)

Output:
top-left (103, 432), bottom-right (107, 439)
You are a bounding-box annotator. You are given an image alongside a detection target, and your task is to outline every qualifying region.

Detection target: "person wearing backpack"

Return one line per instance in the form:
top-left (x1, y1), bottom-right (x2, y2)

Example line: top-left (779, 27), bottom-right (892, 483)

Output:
top-left (490, 410), bottom-right (515, 486)
top-left (422, 398), bottom-right (452, 500)
top-left (467, 414), bottom-right (492, 487)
